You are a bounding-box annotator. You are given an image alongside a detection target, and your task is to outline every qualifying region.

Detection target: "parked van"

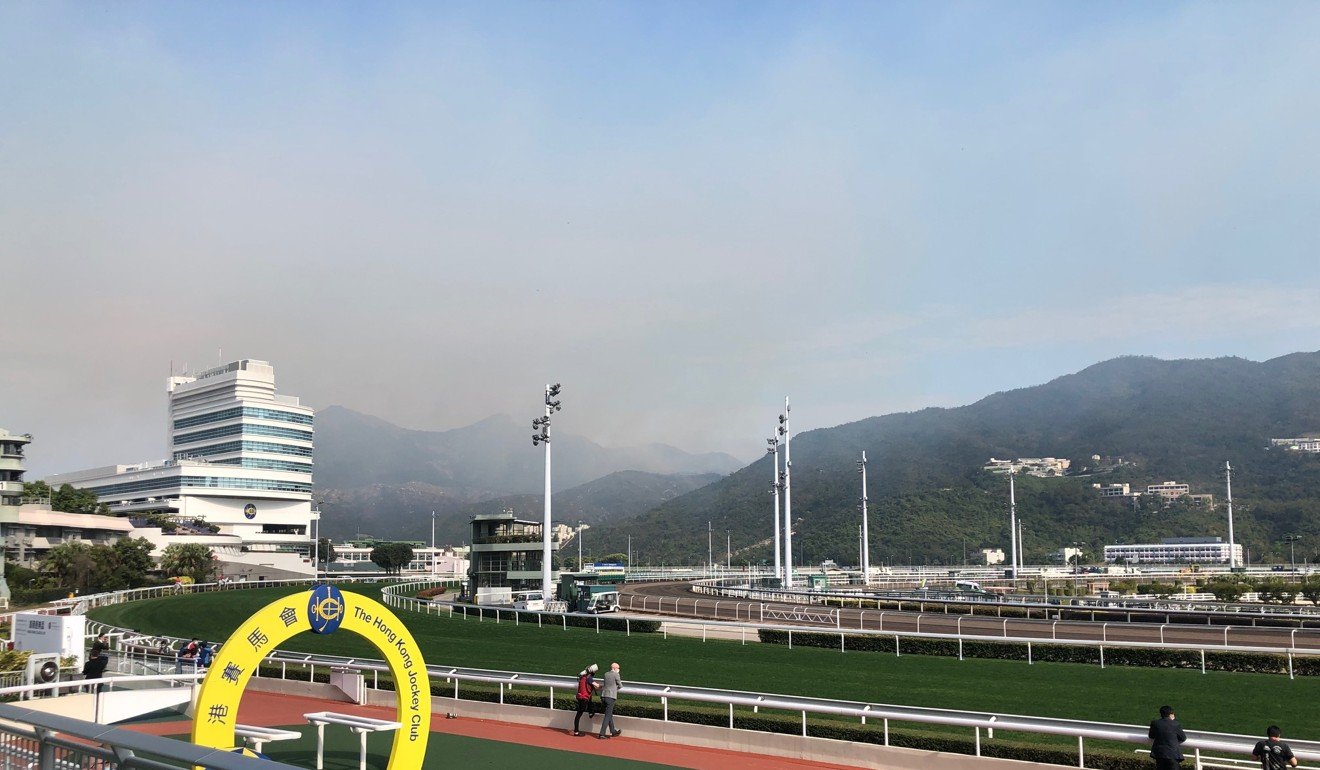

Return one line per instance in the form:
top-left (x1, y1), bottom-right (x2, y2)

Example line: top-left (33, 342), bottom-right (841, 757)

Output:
top-left (512, 590), bottom-right (546, 611)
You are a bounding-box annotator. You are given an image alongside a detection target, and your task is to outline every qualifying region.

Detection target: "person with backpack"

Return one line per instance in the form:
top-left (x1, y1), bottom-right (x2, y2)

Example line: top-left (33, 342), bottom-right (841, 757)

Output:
top-left (571, 663), bottom-right (600, 736)
top-left (1253, 726), bottom-right (1298, 770)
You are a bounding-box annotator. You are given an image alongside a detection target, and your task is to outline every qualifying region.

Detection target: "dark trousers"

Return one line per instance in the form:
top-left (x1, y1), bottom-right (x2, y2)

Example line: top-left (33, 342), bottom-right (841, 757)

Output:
top-left (598, 697), bottom-right (618, 736)
top-left (573, 697), bottom-right (595, 732)
top-left (1155, 758), bottom-right (1181, 770)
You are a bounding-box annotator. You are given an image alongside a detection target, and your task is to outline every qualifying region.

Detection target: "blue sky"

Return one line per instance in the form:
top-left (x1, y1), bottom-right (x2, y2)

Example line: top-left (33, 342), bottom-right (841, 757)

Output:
top-left (4, 2), bottom-right (1319, 474)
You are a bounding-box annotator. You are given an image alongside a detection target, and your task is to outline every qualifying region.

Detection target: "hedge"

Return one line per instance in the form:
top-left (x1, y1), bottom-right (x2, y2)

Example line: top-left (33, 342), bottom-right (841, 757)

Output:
top-left (757, 629), bottom-right (1318, 675)
top-left (260, 662), bottom-right (1148, 770)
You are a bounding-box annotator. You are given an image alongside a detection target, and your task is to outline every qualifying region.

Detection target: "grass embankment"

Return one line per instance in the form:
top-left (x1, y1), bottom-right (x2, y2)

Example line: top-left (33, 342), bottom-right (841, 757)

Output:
top-left (90, 584), bottom-right (1318, 737)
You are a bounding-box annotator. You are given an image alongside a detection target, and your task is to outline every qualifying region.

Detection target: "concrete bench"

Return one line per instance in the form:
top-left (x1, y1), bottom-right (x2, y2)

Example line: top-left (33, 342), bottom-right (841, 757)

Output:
top-left (233, 723), bottom-right (302, 754)
top-left (304, 711), bottom-right (402, 770)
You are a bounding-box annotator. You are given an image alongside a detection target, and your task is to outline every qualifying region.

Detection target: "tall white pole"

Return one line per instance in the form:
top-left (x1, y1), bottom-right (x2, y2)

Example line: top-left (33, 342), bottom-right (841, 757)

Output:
top-left (708, 521), bottom-right (712, 570)
top-left (627, 534), bottom-right (631, 570)
top-left (312, 507), bottom-right (319, 580)
top-left (1018, 520), bottom-right (1024, 571)
top-left (726, 531), bottom-right (731, 568)
top-left (769, 438), bottom-right (782, 584)
top-left (1009, 471), bottom-right (1018, 580)
top-left (859, 451), bottom-right (870, 583)
top-left (1226, 461), bottom-right (1237, 569)
top-left (577, 521), bottom-right (583, 571)
top-left (538, 384), bottom-right (558, 600)
top-left (782, 398), bottom-right (793, 588)
top-left (430, 511), bottom-right (436, 575)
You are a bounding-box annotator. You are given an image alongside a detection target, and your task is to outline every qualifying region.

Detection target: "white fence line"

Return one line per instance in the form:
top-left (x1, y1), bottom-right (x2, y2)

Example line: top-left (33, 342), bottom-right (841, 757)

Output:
top-left (377, 580), bottom-right (1320, 678)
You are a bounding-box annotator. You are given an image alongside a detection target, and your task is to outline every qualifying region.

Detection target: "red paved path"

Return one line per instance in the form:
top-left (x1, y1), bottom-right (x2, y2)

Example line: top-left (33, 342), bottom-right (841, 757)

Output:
top-left (124, 691), bottom-right (858, 770)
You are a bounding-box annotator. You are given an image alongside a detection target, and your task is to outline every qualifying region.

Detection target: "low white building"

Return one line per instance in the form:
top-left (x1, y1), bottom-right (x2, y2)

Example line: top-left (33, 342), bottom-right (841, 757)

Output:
top-left (980, 548), bottom-right (1005, 566)
top-left (1271, 438), bottom-right (1320, 453)
top-left (1104, 537), bottom-right (1242, 565)
top-left (984, 457), bottom-right (1071, 477)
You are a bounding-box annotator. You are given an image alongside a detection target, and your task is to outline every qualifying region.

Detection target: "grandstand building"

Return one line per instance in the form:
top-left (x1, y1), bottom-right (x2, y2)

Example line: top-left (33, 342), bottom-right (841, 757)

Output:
top-left (49, 360), bottom-right (319, 580)
top-left (1103, 537), bottom-right (1242, 565)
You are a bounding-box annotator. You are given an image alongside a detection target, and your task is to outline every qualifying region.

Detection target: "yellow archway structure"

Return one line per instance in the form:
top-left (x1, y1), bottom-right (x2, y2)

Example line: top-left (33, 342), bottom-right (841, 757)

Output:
top-left (191, 585), bottom-right (430, 769)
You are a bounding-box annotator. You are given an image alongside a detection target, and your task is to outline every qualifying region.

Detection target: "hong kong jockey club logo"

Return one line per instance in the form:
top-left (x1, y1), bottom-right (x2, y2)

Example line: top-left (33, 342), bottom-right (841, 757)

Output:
top-left (308, 584), bottom-right (345, 635)
top-left (243, 504), bottom-right (257, 520)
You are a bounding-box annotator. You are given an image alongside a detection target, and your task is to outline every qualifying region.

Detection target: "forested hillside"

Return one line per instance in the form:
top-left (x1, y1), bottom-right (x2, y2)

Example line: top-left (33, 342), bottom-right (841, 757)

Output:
top-left (589, 353), bottom-right (1320, 566)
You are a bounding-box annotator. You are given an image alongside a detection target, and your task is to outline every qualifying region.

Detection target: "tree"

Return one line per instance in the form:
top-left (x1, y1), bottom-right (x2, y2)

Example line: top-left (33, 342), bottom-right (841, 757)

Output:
top-left (160, 543), bottom-right (216, 583)
top-left (24, 481), bottom-right (110, 515)
top-left (601, 553), bottom-right (628, 565)
top-left (1257, 579), bottom-right (1298, 605)
top-left (111, 537), bottom-right (157, 588)
top-left (317, 538), bottom-right (337, 564)
top-left (1206, 580), bottom-right (1247, 602)
top-left (1299, 578), bottom-right (1320, 606)
top-left (370, 542), bottom-right (414, 575)
top-left (40, 542), bottom-right (105, 591)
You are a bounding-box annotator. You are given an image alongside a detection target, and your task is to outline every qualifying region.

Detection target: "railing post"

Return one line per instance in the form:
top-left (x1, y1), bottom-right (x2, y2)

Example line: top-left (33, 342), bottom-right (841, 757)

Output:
top-left (801, 710), bottom-right (807, 737)
top-left (975, 726), bottom-right (981, 756)
top-left (1200, 649), bottom-right (1206, 674)
top-left (1028, 641), bottom-right (1032, 665)
top-left (884, 718), bottom-right (890, 745)
top-left (1077, 735), bottom-right (1085, 767)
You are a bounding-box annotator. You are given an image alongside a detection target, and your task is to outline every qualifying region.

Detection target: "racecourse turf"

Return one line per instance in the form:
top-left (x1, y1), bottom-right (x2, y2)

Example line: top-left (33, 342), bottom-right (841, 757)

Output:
top-left (89, 584), bottom-right (1320, 736)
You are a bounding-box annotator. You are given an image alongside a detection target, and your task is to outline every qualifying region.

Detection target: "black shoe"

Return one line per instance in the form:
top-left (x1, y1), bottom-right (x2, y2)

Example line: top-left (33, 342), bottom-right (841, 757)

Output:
top-left (612, 730), bottom-right (622, 737)
top-left (572, 731), bottom-right (582, 736)
top-left (597, 734), bottom-right (610, 739)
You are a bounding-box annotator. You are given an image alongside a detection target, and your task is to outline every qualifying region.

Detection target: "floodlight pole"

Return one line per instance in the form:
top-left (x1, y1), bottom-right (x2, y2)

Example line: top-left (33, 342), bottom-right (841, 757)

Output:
top-left (858, 451), bottom-right (870, 583)
top-left (768, 436), bottom-right (782, 585)
top-left (577, 520), bottom-right (583, 571)
top-left (781, 398), bottom-right (793, 588)
top-left (532, 383), bottom-right (562, 600)
top-left (430, 510), bottom-right (436, 575)
top-left (1009, 471), bottom-right (1018, 581)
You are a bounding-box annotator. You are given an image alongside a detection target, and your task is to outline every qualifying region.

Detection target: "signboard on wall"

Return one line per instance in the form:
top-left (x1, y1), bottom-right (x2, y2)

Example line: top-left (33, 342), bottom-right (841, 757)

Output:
top-left (13, 612), bottom-right (87, 663)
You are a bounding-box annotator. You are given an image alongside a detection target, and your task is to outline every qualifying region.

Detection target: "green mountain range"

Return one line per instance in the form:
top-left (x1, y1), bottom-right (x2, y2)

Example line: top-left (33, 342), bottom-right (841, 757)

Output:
top-left (587, 353), bottom-right (1320, 567)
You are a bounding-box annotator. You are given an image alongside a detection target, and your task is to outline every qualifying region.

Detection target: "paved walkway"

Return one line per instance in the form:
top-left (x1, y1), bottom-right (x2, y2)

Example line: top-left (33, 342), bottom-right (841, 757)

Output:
top-left (123, 691), bottom-right (857, 770)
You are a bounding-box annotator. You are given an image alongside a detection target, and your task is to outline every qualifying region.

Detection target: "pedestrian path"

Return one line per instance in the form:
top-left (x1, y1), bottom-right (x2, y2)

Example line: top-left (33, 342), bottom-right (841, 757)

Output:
top-left (121, 691), bottom-right (856, 769)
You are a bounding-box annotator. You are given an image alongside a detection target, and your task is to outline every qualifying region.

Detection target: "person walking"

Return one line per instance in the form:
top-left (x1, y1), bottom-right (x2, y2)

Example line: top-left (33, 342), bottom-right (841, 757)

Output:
top-left (597, 662), bottom-right (623, 739)
top-left (571, 664), bottom-right (600, 736)
top-left (1254, 726), bottom-right (1298, 770)
top-left (1149, 705), bottom-right (1187, 770)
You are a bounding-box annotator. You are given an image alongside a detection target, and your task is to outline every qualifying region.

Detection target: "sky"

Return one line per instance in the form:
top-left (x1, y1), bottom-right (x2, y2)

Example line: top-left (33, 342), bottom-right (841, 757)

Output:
top-left (4, 2), bottom-right (1320, 476)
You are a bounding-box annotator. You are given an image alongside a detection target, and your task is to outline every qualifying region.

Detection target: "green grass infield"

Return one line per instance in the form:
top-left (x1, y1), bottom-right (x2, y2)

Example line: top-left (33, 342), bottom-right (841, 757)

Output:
top-left (89, 583), bottom-right (1319, 738)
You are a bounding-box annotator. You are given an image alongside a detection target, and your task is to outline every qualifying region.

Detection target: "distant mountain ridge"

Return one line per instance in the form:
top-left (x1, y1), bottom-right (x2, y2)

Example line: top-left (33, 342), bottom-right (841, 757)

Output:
top-left (587, 352), bottom-right (1320, 566)
top-left (320, 470), bottom-right (721, 544)
top-left (312, 406), bottom-right (738, 540)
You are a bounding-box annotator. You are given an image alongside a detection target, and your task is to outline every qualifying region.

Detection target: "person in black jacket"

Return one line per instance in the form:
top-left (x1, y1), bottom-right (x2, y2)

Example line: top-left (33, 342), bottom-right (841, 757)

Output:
top-left (1149, 705), bottom-right (1187, 770)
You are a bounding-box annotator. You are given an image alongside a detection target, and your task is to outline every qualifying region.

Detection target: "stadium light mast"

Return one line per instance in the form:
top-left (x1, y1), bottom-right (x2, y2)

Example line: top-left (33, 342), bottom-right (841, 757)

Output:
top-left (1009, 470), bottom-right (1019, 580)
top-left (1225, 461), bottom-right (1237, 569)
top-left (857, 451), bottom-right (870, 583)
top-left (767, 435), bottom-right (782, 584)
top-left (780, 399), bottom-right (793, 587)
top-left (532, 383), bottom-right (562, 600)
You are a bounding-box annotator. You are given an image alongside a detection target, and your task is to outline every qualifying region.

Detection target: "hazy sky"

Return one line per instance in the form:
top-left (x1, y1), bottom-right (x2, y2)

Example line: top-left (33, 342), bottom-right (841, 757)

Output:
top-left (4, 2), bottom-right (1320, 477)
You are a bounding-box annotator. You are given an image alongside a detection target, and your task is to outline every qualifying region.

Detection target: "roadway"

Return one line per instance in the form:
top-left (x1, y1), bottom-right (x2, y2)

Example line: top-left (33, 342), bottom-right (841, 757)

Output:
top-left (620, 581), bottom-right (1320, 651)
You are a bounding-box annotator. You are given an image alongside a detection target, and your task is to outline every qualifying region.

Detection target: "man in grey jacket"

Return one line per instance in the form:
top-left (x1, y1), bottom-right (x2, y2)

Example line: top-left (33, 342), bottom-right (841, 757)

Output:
top-left (597, 662), bottom-right (623, 739)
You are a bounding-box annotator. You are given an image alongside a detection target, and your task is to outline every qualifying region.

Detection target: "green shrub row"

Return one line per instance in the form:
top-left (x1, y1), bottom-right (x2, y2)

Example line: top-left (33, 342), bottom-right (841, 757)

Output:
top-left (757, 629), bottom-right (1317, 675)
top-left (261, 662), bottom-right (1146, 770)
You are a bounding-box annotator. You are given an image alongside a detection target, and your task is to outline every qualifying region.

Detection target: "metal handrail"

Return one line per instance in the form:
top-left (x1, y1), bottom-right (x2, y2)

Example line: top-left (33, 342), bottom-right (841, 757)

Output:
top-left (0, 701), bottom-right (301, 770)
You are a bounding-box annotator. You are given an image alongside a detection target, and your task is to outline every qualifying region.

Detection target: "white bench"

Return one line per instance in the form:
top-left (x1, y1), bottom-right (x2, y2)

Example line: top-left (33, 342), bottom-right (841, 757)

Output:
top-left (304, 711), bottom-right (403, 770)
top-left (233, 723), bottom-right (302, 754)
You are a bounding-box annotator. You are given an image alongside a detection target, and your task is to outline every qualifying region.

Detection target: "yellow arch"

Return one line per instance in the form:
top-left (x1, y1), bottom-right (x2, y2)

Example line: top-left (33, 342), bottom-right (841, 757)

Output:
top-left (191, 588), bottom-right (430, 770)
